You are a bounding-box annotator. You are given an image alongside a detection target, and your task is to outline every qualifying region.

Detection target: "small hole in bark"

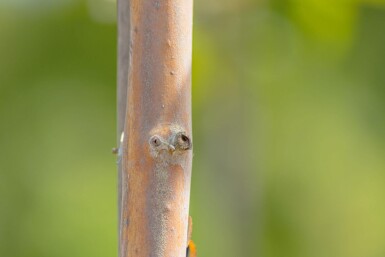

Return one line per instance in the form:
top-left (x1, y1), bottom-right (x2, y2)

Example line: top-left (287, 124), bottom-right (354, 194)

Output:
top-left (175, 132), bottom-right (192, 150)
top-left (181, 135), bottom-right (189, 142)
top-left (150, 136), bottom-right (161, 147)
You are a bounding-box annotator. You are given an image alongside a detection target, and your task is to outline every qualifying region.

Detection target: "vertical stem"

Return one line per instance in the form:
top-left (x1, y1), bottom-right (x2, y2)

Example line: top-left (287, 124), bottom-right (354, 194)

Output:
top-left (117, 0), bottom-right (130, 256)
top-left (119, 0), bottom-right (193, 256)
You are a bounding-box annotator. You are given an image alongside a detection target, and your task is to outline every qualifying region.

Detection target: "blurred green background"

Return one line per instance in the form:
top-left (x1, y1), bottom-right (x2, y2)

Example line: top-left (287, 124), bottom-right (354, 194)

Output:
top-left (1, 0), bottom-right (385, 256)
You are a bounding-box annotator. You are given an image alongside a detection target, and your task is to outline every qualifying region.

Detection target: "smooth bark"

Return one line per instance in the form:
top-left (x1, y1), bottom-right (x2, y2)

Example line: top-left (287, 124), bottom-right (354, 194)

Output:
top-left (117, 0), bottom-right (193, 256)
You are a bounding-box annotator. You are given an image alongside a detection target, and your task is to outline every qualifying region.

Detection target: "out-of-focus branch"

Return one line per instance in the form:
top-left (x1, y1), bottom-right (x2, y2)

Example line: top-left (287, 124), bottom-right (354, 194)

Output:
top-left (117, 0), bottom-right (129, 255)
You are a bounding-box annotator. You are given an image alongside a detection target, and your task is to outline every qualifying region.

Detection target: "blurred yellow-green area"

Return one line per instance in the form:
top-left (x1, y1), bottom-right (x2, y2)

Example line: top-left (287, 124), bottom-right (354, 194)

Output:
top-left (1, 0), bottom-right (385, 256)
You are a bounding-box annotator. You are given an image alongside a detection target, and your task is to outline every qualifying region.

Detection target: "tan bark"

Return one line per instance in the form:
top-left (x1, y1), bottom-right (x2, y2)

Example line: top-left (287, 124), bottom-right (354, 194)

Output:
top-left (117, 0), bottom-right (193, 256)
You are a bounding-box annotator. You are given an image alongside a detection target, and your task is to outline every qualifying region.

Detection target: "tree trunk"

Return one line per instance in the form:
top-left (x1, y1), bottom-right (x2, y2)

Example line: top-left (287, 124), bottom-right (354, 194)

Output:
top-left (117, 0), bottom-right (193, 256)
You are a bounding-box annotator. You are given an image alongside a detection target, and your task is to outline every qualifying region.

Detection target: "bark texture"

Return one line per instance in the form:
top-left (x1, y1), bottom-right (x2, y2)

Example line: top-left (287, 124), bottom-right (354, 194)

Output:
top-left (118, 0), bottom-right (193, 256)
